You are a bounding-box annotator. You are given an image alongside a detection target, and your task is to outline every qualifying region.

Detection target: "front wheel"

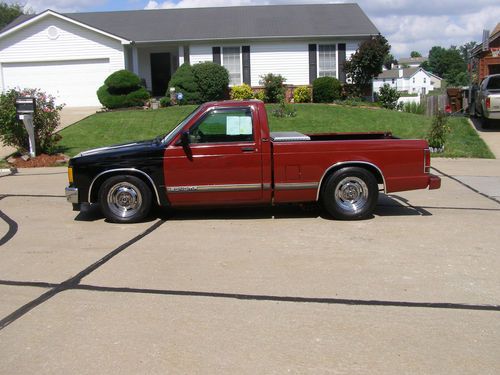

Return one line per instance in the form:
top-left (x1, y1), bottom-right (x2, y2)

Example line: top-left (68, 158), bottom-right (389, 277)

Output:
top-left (321, 167), bottom-right (378, 220)
top-left (99, 175), bottom-right (152, 223)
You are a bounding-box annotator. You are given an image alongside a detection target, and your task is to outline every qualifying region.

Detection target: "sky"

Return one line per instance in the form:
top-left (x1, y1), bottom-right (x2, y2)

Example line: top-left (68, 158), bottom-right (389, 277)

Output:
top-left (6, 0), bottom-right (500, 58)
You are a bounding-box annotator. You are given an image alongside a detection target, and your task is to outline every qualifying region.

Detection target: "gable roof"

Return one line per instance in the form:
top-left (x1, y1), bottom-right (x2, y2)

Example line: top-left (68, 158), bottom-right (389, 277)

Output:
top-left (375, 67), bottom-right (442, 81)
top-left (1, 3), bottom-right (379, 43)
top-left (398, 56), bottom-right (427, 65)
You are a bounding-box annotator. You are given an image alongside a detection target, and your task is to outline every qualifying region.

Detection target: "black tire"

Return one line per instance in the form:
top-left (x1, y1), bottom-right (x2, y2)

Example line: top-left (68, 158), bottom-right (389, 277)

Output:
top-left (99, 175), bottom-right (152, 223)
top-left (321, 167), bottom-right (378, 220)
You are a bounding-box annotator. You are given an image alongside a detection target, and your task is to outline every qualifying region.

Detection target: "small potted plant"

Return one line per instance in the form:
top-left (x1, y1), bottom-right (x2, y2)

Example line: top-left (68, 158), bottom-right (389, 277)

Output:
top-left (427, 110), bottom-right (450, 153)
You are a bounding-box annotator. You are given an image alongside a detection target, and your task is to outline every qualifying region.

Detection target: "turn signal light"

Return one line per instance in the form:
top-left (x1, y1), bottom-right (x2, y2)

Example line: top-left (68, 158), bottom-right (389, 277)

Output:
top-left (68, 167), bottom-right (74, 184)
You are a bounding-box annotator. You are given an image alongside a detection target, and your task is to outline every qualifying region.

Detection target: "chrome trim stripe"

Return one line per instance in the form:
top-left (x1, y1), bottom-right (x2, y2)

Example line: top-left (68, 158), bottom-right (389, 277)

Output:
top-left (88, 168), bottom-right (161, 206)
top-left (263, 183), bottom-right (272, 190)
top-left (166, 183), bottom-right (262, 193)
top-left (275, 182), bottom-right (319, 190)
top-left (316, 161), bottom-right (387, 200)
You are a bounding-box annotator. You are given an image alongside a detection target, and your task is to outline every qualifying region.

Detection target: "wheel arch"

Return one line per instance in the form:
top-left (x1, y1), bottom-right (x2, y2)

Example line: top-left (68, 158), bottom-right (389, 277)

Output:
top-left (88, 168), bottom-right (161, 206)
top-left (316, 161), bottom-right (386, 201)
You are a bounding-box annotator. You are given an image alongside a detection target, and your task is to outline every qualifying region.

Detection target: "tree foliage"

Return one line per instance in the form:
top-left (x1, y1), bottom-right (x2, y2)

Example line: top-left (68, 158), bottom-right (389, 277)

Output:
top-left (0, 2), bottom-right (32, 29)
top-left (377, 84), bottom-right (400, 110)
top-left (421, 44), bottom-right (471, 87)
top-left (383, 53), bottom-right (396, 70)
top-left (344, 34), bottom-right (391, 90)
top-left (410, 51), bottom-right (422, 58)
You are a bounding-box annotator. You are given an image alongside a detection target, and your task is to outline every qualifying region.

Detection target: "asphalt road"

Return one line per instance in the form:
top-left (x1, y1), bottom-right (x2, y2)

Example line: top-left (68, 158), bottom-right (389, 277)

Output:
top-left (0, 159), bottom-right (499, 374)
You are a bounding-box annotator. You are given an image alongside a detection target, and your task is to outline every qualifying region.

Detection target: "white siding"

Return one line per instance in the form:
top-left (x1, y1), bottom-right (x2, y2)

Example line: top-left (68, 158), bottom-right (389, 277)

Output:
top-left (0, 15), bottom-right (125, 105)
top-left (250, 42), bottom-right (309, 86)
top-left (190, 45), bottom-right (213, 65)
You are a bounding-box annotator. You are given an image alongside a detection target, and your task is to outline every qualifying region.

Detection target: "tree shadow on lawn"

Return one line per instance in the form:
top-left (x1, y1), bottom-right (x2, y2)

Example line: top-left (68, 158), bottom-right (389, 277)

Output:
top-left (73, 194), bottom-right (427, 223)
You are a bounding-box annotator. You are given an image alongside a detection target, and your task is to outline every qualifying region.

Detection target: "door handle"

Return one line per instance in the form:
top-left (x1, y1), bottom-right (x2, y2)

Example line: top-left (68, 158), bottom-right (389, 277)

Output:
top-left (241, 147), bottom-right (255, 152)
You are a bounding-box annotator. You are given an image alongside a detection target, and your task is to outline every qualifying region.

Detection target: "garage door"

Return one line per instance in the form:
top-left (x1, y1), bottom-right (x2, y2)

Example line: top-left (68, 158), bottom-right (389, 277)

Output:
top-left (2, 58), bottom-right (110, 107)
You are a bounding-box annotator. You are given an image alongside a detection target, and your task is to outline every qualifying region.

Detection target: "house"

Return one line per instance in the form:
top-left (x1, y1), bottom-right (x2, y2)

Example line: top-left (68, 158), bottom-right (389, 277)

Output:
top-left (0, 4), bottom-right (379, 106)
top-left (396, 57), bottom-right (427, 68)
top-left (470, 23), bottom-right (500, 83)
top-left (373, 67), bottom-right (442, 95)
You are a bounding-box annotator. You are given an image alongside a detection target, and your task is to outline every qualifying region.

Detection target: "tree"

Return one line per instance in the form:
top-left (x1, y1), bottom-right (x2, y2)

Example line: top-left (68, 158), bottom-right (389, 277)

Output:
top-left (344, 34), bottom-right (391, 92)
top-left (410, 51), bottom-right (422, 58)
top-left (383, 53), bottom-right (396, 70)
top-left (459, 41), bottom-right (478, 62)
top-left (0, 2), bottom-right (32, 29)
top-left (422, 45), bottom-right (468, 86)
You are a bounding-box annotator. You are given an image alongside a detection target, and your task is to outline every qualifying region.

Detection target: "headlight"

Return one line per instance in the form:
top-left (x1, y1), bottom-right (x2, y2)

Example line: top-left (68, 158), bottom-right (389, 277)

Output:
top-left (68, 167), bottom-right (74, 184)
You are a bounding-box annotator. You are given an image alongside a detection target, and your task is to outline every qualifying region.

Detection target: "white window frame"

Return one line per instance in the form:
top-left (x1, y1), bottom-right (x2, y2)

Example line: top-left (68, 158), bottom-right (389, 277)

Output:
top-left (316, 43), bottom-right (338, 79)
top-left (220, 46), bottom-right (243, 86)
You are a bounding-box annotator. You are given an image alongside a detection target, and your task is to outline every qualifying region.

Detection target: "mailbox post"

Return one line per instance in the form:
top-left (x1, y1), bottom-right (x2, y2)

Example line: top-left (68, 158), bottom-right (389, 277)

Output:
top-left (15, 97), bottom-right (36, 157)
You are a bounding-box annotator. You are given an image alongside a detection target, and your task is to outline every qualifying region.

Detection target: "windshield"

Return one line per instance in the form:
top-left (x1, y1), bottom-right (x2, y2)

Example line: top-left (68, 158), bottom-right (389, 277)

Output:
top-left (486, 76), bottom-right (500, 90)
top-left (160, 106), bottom-right (201, 145)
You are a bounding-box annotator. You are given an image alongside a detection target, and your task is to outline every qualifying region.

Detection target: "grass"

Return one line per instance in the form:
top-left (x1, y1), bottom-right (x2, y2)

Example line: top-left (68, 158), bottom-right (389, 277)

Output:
top-left (57, 104), bottom-right (494, 158)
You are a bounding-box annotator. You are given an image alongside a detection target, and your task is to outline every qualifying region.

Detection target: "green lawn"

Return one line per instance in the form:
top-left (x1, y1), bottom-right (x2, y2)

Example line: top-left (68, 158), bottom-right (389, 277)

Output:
top-left (58, 104), bottom-right (494, 158)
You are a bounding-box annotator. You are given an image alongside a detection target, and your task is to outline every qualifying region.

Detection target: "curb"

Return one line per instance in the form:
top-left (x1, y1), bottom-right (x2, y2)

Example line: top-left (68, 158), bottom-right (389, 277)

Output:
top-left (0, 167), bottom-right (18, 177)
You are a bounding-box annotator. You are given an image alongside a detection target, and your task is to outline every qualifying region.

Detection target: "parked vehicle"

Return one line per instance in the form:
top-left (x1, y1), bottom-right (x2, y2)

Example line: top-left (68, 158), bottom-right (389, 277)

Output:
top-left (65, 100), bottom-right (441, 223)
top-left (473, 74), bottom-right (500, 128)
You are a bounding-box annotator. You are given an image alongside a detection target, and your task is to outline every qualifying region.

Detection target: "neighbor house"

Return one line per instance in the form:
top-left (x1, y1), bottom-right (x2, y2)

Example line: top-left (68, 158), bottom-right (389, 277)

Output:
top-left (470, 23), bottom-right (500, 83)
top-left (373, 67), bottom-right (442, 95)
top-left (0, 3), bottom-right (379, 106)
top-left (396, 56), bottom-right (427, 68)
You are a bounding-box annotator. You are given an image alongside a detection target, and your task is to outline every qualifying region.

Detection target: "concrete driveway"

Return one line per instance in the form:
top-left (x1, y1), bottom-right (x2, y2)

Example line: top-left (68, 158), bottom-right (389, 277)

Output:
top-left (0, 159), bottom-right (499, 374)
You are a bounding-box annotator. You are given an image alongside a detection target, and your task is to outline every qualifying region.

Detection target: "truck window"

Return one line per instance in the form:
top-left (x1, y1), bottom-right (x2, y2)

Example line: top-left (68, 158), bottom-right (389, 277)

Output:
top-left (188, 108), bottom-right (253, 144)
top-left (486, 76), bottom-right (500, 90)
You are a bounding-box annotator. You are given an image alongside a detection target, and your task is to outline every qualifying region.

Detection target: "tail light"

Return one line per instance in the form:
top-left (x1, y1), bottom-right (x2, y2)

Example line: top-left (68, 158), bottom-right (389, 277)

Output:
top-left (486, 97), bottom-right (491, 109)
top-left (424, 148), bottom-right (431, 174)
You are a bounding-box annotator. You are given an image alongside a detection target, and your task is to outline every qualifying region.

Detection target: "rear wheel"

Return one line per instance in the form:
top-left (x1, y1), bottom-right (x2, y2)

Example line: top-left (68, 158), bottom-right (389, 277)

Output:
top-left (321, 167), bottom-right (378, 220)
top-left (99, 175), bottom-right (152, 223)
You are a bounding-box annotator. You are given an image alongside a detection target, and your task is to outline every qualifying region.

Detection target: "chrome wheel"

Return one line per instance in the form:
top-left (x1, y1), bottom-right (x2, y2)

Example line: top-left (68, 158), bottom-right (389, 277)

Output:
top-left (334, 176), bottom-right (369, 214)
top-left (106, 182), bottom-right (143, 219)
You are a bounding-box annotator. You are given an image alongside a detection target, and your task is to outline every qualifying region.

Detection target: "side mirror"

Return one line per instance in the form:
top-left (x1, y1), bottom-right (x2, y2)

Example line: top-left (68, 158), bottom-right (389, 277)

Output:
top-left (176, 131), bottom-right (190, 147)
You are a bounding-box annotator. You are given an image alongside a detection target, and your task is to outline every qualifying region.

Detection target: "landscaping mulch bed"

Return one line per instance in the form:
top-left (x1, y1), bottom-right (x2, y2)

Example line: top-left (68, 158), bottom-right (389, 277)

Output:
top-left (8, 154), bottom-right (68, 168)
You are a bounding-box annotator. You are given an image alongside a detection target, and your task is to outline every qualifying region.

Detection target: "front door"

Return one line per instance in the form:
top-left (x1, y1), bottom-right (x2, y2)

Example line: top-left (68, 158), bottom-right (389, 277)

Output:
top-left (150, 53), bottom-right (171, 97)
top-left (164, 107), bottom-right (263, 206)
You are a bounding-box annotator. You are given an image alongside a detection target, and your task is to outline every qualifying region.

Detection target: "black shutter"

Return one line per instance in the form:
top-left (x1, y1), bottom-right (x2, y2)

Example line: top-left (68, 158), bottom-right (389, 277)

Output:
top-left (212, 47), bottom-right (221, 65)
top-left (308, 44), bottom-right (317, 84)
top-left (184, 45), bottom-right (190, 65)
top-left (338, 43), bottom-right (346, 83)
top-left (242, 46), bottom-right (251, 85)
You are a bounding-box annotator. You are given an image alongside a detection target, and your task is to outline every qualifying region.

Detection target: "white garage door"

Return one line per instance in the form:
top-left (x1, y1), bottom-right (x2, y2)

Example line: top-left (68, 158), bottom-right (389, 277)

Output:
top-left (2, 58), bottom-right (110, 107)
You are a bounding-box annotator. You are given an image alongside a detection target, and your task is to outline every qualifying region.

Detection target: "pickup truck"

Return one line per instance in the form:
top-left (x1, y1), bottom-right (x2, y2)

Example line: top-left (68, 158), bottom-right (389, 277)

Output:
top-left (65, 100), bottom-right (441, 223)
top-left (473, 74), bottom-right (500, 128)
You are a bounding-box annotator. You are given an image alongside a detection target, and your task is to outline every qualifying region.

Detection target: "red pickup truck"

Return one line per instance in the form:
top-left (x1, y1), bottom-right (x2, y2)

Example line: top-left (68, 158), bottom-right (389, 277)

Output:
top-left (65, 100), bottom-right (441, 223)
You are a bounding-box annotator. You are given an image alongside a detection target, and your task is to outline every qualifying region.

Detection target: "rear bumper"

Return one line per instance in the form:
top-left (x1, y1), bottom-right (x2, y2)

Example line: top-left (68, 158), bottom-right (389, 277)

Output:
top-left (428, 174), bottom-right (441, 190)
top-left (65, 187), bottom-right (79, 204)
top-left (484, 111), bottom-right (500, 120)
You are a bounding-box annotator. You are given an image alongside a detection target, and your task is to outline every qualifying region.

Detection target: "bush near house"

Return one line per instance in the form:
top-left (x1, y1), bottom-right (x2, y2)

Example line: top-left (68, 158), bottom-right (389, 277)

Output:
top-left (0, 88), bottom-right (63, 154)
top-left (167, 63), bottom-right (201, 104)
top-left (377, 84), bottom-right (400, 110)
top-left (293, 86), bottom-right (312, 103)
top-left (230, 83), bottom-right (254, 100)
top-left (97, 70), bottom-right (150, 109)
top-left (260, 73), bottom-right (286, 103)
top-left (312, 77), bottom-right (341, 103)
top-left (192, 62), bottom-right (230, 102)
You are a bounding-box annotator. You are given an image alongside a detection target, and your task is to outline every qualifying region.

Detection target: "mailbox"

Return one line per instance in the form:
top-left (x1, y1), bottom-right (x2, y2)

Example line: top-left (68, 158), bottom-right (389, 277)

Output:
top-left (15, 97), bottom-right (37, 157)
top-left (15, 97), bottom-right (36, 117)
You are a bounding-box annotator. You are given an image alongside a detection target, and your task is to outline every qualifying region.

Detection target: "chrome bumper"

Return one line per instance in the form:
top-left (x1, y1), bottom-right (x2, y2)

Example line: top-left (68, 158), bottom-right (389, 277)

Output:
top-left (65, 187), bottom-right (79, 204)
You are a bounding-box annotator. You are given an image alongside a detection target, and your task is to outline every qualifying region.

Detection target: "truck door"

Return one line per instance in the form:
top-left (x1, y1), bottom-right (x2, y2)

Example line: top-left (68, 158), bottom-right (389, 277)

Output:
top-left (164, 107), bottom-right (264, 206)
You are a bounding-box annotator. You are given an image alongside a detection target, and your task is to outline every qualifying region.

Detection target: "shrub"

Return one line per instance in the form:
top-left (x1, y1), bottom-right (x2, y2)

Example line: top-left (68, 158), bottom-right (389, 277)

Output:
top-left (427, 111), bottom-right (451, 149)
top-left (312, 77), bottom-right (341, 103)
top-left (403, 101), bottom-right (425, 115)
top-left (260, 73), bottom-right (286, 103)
top-left (253, 90), bottom-right (266, 102)
top-left (272, 94), bottom-right (297, 118)
top-left (0, 88), bottom-right (63, 155)
top-left (230, 84), bottom-right (254, 100)
top-left (377, 84), bottom-right (400, 110)
top-left (159, 96), bottom-right (170, 107)
top-left (104, 70), bottom-right (142, 94)
top-left (167, 63), bottom-right (201, 104)
top-left (97, 70), bottom-right (150, 109)
top-left (192, 62), bottom-right (229, 102)
top-left (293, 86), bottom-right (312, 103)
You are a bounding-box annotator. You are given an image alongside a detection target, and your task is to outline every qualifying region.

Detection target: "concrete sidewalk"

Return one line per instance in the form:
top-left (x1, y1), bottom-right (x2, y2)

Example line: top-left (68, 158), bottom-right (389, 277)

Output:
top-left (0, 106), bottom-right (99, 159)
top-left (469, 117), bottom-right (500, 158)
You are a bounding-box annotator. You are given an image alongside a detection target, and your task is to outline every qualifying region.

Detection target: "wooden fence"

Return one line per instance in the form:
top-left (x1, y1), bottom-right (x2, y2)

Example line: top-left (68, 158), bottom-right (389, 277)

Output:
top-left (424, 94), bottom-right (448, 117)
